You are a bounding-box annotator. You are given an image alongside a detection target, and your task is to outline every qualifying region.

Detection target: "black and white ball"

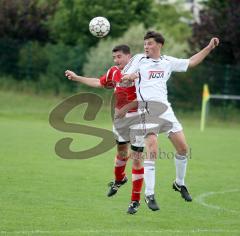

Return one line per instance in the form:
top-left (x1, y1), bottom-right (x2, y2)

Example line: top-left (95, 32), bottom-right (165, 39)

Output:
top-left (89, 17), bottom-right (110, 38)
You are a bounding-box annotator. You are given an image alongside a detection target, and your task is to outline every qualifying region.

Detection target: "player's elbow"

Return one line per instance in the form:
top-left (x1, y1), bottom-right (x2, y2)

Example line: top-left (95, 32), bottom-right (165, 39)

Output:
top-left (189, 58), bottom-right (197, 68)
top-left (94, 81), bottom-right (102, 88)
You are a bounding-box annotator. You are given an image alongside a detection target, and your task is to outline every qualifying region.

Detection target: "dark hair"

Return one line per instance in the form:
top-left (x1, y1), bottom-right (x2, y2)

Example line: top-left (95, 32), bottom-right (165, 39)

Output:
top-left (112, 44), bottom-right (131, 54)
top-left (144, 31), bottom-right (165, 45)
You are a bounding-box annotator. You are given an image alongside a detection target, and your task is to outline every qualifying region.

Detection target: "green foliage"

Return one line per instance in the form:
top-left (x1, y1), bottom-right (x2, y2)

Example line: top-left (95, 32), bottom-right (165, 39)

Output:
top-left (18, 41), bottom-right (48, 80)
top-left (161, 31), bottom-right (189, 58)
top-left (38, 42), bottom-right (84, 94)
top-left (0, 38), bottom-right (21, 77)
top-left (49, 0), bottom-right (154, 47)
top-left (0, 0), bottom-right (58, 41)
top-left (17, 42), bottom-right (85, 94)
top-left (152, 2), bottom-right (192, 43)
top-left (0, 0), bottom-right (58, 78)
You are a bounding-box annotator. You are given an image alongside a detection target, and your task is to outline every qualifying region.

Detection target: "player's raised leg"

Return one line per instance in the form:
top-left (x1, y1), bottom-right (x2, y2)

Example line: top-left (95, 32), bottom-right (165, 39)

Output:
top-left (169, 131), bottom-right (192, 201)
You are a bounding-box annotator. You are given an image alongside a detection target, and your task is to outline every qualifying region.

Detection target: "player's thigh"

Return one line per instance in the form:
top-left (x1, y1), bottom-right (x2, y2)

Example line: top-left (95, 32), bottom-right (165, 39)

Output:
top-left (168, 131), bottom-right (188, 155)
top-left (112, 125), bottom-right (129, 143)
top-left (145, 133), bottom-right (158, 149)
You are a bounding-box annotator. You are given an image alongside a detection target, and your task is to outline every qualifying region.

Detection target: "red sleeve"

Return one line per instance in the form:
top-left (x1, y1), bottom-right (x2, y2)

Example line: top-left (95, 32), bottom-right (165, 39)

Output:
top-left (99, 66), bottom-right (120, 89)
top-left (99, 74), bottom-right (108, 87)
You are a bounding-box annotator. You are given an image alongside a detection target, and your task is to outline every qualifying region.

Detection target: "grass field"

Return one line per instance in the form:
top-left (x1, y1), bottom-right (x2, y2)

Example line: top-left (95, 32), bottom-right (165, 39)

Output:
top-left (0, 91), bottom-right (239, 236)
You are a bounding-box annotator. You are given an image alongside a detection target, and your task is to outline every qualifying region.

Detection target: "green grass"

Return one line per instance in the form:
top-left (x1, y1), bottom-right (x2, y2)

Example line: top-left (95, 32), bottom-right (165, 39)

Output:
top-left (0, 90), bottom-right (240, 236)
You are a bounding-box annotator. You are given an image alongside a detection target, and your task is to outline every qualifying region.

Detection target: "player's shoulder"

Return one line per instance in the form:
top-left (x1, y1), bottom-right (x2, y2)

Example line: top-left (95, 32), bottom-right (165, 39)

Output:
top-left (123, 53), bottom-right (146, 72)
top-left (107, 65), bottom-right (120, 73)
top-left (131, 53), bottom-right (146, 62)
top-left (162, 55), bottom-right (178, 61)
top-left (105, 65), bottom-right (120, 77)
top-left (106, 65), bottom-right (121, 81)
top-left (162, 55), bottom-right (188, 63)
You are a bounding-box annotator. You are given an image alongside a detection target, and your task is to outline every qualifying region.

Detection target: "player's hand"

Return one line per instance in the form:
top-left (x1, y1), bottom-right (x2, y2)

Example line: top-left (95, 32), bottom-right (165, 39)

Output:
top-left (121, 73), bottom-right (138, 83)
top-left (208, 37), bottom-right (219, 50)
top-left (121, 74), bottom-right (131, 83)
top-left (65, 70), bottom-right (77, 81)
top-left (114, 108), bottom-right (127, 119)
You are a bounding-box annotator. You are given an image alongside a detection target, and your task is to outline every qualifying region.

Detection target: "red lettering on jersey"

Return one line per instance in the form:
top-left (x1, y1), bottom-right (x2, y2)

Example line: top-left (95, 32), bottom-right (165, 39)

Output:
top-left (148, 70), bottom-right (164, 79)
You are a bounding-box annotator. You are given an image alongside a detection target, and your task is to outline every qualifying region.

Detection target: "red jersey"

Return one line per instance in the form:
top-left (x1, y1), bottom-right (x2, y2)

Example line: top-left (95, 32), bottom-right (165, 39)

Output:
top-left (99, 66), bottom-right (137, 112)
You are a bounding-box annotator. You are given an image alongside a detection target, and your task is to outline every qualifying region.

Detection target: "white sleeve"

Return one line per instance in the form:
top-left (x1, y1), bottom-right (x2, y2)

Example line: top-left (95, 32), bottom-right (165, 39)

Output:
top-left (165, 55), bottom-right (189, 72)
top-left (122, 54), bottom-right (144, 74)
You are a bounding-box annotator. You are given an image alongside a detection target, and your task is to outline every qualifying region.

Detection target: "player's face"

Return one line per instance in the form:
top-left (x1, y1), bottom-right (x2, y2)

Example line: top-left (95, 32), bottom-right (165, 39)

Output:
top-left (112, 51), bottom-right (131, 70)
top-left (144, 38), bottom-right (162, 59)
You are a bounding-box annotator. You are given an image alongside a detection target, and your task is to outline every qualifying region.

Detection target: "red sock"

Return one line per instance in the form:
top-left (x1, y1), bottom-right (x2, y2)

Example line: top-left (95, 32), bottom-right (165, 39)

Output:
top-left (114, 155), bottom-right (128, 182)
top-left (131, 167), bottom-right (144, 201)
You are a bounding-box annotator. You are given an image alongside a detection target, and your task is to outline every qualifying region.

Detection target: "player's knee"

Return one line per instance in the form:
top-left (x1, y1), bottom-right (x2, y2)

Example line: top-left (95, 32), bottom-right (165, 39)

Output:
top-left (117, 143), bottom-right (129, 158)
top-left (118, 150), bottom-right (128, 158)
top-left (132, 158), bottom-right (143, 169)
top-left (176, 144), bottom-right (188, 156)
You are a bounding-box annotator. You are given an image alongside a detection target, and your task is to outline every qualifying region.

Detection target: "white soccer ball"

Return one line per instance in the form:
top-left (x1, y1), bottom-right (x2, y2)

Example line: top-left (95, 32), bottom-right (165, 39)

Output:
top-left (89, 16), bottom-right (110, 38)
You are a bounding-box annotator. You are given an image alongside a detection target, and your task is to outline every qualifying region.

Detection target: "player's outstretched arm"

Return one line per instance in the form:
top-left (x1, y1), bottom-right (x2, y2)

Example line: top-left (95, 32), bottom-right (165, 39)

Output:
top-left (65, 70), bottom-right (102, 88)
top-left (189, 37), bottom-right (219, 68)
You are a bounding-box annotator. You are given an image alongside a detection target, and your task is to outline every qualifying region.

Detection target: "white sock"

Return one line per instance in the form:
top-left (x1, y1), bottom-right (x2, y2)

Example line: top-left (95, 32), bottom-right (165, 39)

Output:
top-left (144, 160), bottom-right (155, 196)
top-left (175, 154), bottom-right (187, 186)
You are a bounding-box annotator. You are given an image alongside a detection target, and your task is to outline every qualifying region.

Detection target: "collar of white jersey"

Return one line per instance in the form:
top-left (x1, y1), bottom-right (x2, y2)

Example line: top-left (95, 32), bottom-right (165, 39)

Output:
top-left (146, 55), bottom-right (164, 62)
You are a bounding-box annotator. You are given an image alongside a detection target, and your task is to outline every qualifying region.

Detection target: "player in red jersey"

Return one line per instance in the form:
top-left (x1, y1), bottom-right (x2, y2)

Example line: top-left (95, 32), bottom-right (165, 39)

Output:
top-left (65, 45), bottom-right (144, 214)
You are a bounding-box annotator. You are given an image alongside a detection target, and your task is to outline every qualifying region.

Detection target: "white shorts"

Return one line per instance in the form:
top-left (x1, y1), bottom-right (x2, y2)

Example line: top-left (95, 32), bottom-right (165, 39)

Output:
top-left (160, 105), bottom-right (183, 135)
top-left (138, 102), bottom-right (183, 137)
top-left (113, 111), bottom-right (145, 147)
top-left (113, 104), bottom-right (182, 145)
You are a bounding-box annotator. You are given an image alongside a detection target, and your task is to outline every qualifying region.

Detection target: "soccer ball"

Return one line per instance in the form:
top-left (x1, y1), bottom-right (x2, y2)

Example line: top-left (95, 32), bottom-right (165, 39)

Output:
top-left (89, 16), bottom-right (110, 38)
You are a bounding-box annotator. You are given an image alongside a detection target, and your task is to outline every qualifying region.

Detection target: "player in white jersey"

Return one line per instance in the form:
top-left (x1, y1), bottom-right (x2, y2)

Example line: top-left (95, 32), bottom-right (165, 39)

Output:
top-left (122, 31), bottom-right (219, 209)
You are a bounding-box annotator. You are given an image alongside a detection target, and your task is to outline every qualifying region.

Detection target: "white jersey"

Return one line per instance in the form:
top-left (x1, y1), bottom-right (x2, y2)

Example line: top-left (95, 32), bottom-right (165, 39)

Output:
top-left (123, 53), bottom-right (189, 104)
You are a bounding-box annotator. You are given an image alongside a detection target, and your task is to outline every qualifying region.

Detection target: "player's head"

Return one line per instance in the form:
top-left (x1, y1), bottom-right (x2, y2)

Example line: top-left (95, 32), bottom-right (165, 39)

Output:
top-left (112, 45), bottom-right (131, 70)
top-left (144, 31), bottom-right (165, 59)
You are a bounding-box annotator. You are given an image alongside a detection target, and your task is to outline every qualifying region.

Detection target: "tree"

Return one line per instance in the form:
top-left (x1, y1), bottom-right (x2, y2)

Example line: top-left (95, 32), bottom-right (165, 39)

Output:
top-left (0, 0), bottom-right (58, 77)
top-left (152, 1), bottom-right (192, 44)
top-left (190, 0), bottom-right (240, 65)
top-left (0, 0), bottom-right (58, 41)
